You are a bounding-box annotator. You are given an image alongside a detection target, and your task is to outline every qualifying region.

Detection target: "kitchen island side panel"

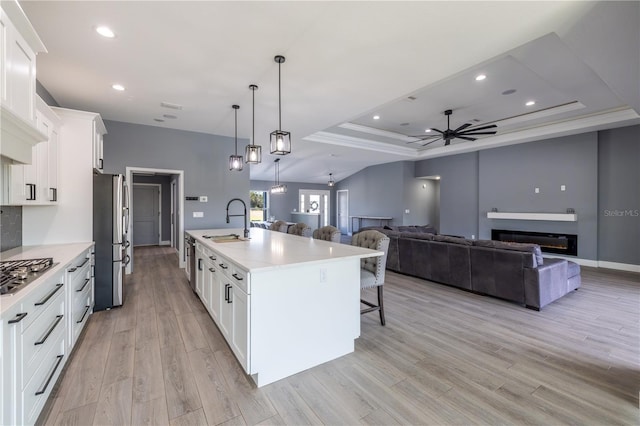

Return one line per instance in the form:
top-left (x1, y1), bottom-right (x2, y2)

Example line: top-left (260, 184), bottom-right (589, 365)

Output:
top-left (249, 258), bottom-right (360, 387)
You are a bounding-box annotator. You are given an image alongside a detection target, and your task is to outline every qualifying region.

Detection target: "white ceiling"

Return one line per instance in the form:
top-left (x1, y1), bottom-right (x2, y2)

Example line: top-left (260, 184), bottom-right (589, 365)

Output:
top-left (20, 1), bottom-right (640, 184)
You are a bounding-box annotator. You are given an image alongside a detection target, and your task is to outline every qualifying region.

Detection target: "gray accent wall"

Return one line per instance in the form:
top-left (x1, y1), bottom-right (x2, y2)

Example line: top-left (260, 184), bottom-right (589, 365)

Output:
top-left (133, 175), bottom-right (172, 242)
top-left (415, 152), bottom-right (479, 238)
top-left (36, 80), bottom-right (59, 107)
top-left (103, 120), bottom-right (250, 231)
top-left (597, 125), bottom-right (640, 265)
top-left (251, 180), bottom-right (334, 224)
top-left (477, 133), bottom-right (598, 260)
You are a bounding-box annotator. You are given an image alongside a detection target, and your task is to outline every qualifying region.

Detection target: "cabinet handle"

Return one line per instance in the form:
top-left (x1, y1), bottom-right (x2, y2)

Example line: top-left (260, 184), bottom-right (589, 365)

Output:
top-left (26, 183), bottom-right (36, 201)
top-left (35, 284), bottom-right (63, 306)
top-left (35, 355), bottom-right (64, 396)
top-left (208, 267), bottom-right (215, 272)
top-left (68, 267), bottom-right (77, 273)
top-left (77, 258), bottom-right (90, 268)
top-left (198, 258), bottom-right (203, 271)
top-left (232, 273), bottom-right (243, 281)
top-left (227, 285), bottom-right (233, 304)
top-left (76, 278), bottom-right (90, 292)
top-left (209, 255), bottom-right (217, 261)
top-left (224, 284), bottom-right (229, 301)
top-left (99, 158), bottom-right (104, 170)
top-left (8, 312), bottom-right (27, 324)
top-left (34, 315), bottom-right (64, 346)
top-left (77, 305), bottom-right (91, 324)
top-left (91, 264), bottom-right (95, 278)
top-left (218, 263), bottom-right (228, 270)
top-left (50, 187), bottom-right (58, 202)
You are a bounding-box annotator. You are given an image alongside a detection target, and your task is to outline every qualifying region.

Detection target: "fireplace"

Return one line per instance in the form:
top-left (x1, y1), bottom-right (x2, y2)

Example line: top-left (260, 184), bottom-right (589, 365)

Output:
top-left (491, 229), bottom-right (578, 256)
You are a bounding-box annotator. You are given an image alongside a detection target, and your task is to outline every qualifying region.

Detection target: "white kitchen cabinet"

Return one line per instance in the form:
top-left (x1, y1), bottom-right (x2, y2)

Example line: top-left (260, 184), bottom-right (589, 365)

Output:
top-left (5, 96), bottom-right (60, 205)
top-left (0, 1), bottom-right (47, 164)
top-left (65, 247), bottom-right (94, 352)
top-left (1, 270), bottom-right (66, 426)
top-left (92, 119), bottom-right (106, 173)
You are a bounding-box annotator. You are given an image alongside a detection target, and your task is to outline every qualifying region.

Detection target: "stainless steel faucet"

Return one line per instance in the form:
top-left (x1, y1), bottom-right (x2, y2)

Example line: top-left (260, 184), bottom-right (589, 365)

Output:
top-left (226, 198), bottom-right (249, 238)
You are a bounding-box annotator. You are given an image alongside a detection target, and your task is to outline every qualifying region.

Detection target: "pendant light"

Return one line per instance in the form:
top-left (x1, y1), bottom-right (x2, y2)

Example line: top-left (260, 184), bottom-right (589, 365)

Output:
top-left (328, 173), bottom-right (335, 187)
top-left (270, 55), bottom-right (291, 155)
top-left (270, 158), bottom-right (287, 194)
top-left (229, 105), bottom-right (243, 171)
top-left (245, 84), bottom-right (261, 164)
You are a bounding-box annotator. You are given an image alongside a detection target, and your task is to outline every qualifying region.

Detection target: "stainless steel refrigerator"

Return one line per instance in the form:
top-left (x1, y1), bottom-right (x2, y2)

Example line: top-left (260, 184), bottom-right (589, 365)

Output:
top-left (93, 173), bottom-right (130, 311)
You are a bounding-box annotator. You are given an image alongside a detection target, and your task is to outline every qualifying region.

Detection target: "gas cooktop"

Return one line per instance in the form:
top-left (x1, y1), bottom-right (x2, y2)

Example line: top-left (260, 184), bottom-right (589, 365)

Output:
top-left (0, 258), bottom-right (57, 296)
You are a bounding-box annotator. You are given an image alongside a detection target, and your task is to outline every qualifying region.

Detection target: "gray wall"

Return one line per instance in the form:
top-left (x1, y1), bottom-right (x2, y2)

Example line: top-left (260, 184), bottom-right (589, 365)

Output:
top-left (251, 180), bottom-right (334, 224)
top-left (597, 126), bottom-right (640, 265)
top-left (133, 175), bottom-right (172, 242)
top-left (415, 152), bottom-right (479, 238)
top-left (36, 80), bottom-right (59, 107)
top-left (103, 120), bottom-right (250, 231)
top-left (477, 133), bottom-right (598, 259)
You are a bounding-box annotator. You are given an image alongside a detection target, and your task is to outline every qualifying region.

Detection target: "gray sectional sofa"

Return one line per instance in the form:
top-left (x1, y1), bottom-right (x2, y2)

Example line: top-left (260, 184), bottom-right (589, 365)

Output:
top-left (360, 226), bottom-right (581, 310)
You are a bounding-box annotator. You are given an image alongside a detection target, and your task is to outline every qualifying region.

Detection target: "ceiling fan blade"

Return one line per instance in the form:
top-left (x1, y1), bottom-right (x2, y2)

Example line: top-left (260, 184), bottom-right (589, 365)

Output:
top-left (463, 124), bottom-right (497, 132)
top-left (461, 131), bottom-right (496, 136)
top-left (421, 138), bottom-right (442, 147)
top-left (453, 123), bottom-right (472, 133)
top-left (456, 136), bottom-right (476, 141)
top-left (429, 128), bottom-right (445, 134)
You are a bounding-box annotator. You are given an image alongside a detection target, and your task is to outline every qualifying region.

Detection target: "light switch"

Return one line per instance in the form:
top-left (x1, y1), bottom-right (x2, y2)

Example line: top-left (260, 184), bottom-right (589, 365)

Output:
top-left (193, 212), bottom-right (204, 218)
top-left (535, 187), bottom-right (540, 194)
top-left (561, 185), bottom-right (566, 191)
top-left (199, 196), bottom-right (208, 202)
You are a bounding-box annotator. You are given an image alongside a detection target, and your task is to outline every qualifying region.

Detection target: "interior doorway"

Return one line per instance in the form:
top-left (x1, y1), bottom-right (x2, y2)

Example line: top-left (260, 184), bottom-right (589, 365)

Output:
top-left (126, 166), bottom-right (184, 274)
top-left (299, 189), bottom-right (330, 228)
top-left (337, 189), bottom-right (349, 235)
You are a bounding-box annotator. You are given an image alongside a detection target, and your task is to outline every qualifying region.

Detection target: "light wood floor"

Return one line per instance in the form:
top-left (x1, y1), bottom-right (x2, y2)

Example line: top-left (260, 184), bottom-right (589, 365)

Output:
top-left (38, 246), bottom-right (639, 425)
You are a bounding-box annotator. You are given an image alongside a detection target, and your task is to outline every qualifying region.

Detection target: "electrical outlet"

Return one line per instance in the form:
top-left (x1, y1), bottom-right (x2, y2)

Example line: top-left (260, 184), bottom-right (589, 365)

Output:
top-left (319, 268), bottom-right (327, 283)
top-left (535, 187), bottom-right (540, 194)
top-left (199, 196), bottom-right (208, 202)
top-left (193, 212), bottom-right (203, 218)
top-left (561, 185), bottom-right (566, 191)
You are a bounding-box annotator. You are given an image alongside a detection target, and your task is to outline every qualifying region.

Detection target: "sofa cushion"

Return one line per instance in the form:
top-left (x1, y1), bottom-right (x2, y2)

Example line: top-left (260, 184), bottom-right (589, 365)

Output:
top-left (567, 260), bottom-right (581, 278)
top-left (401, 232), bottom-right (434, 241)
top-left (474, 240), bottom-right (543, 266)
top-left (433, 235), bottom-right (473, 245)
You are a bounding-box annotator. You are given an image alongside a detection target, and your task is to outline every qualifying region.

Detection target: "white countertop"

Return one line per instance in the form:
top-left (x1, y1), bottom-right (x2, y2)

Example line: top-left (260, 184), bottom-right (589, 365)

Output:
top-left (187, 228), bottom-right (381, 272)
top-left (1, 242), bottom-right (94, 312)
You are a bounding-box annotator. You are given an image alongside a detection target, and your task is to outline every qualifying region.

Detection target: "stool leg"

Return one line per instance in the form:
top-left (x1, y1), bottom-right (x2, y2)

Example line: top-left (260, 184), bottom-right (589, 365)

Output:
top-left (378, 285), bottom-right (385, 326)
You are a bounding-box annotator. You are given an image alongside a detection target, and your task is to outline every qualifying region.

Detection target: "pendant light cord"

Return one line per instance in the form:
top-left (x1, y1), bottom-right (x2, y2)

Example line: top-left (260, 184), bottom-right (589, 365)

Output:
top-left (234, 107), bottom-right (238, 154)
top-left (278, 61), bottom-right (282, 131)
top-left (252, 87), bottom-right (255, 146)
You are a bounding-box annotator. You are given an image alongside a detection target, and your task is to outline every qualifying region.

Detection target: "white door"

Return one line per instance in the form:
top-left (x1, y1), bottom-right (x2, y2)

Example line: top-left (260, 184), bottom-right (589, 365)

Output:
top-left (132, 185), bottom-right (160, 246)
top-left (299, 189), bottom-right (330, 228)
top-left (337, 190), bottom-right (349, 234)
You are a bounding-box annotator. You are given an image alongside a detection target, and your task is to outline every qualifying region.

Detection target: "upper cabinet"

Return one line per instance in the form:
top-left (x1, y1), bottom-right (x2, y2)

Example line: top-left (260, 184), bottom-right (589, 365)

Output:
top-left (0, 0), bottom-right (47, 164)
top-left (92, 116), bottom-right (106, 173)
top-left (5, 96), bottom-right (61, 205)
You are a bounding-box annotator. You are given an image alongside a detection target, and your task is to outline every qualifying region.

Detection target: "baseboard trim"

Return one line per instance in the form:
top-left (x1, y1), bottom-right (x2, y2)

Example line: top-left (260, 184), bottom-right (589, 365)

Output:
top-left (160, 240), bottom-right (171, 246)
top-left (543, 255), bottom-right (598, 268)
top-left (597, 261), bottom-right (640, 273)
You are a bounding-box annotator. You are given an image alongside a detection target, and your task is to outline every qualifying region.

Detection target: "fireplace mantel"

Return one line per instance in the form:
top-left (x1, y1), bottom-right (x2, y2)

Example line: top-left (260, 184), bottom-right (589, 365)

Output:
top-left (486, 212), bottom-right (578, 222)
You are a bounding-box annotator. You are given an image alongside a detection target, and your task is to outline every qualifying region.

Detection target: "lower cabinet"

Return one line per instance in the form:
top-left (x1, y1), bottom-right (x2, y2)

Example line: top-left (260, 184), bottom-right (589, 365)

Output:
top-left (66, 248), bottom-right (94, 351)
top-left (194, 245), bottom-right (250, 372)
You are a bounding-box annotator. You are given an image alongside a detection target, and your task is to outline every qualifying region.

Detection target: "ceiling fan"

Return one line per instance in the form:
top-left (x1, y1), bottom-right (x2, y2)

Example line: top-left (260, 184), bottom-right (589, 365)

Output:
top-left (410, 109), bottom-right (497, 146)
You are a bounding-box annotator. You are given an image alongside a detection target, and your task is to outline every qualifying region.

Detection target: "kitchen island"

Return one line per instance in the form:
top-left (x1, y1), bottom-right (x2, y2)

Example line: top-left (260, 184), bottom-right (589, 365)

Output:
top-left (187, 227), bottom-right (382, 387)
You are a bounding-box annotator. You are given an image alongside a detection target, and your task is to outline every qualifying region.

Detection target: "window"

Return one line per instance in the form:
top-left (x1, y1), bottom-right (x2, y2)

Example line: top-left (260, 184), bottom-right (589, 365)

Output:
top-left (250, 190), bottom-right (267, 221)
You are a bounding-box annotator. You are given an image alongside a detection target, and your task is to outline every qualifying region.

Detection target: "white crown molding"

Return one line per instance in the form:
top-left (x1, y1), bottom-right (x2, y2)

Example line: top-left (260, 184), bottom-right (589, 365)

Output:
top-left (304, 132), bottom-right (418, 157)
top-left (337, 122), bottom-right (421, 143)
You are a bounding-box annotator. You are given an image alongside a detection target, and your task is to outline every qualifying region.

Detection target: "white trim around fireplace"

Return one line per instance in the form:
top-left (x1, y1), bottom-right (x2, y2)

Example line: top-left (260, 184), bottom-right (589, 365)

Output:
top-left (487, 212), bottom-right (577, 221)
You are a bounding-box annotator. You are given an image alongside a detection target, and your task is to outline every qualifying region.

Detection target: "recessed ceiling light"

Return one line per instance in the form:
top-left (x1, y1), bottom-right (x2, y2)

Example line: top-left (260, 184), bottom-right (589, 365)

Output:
top-left (112, 84), bottom-right (125, 91)
top-left (425, 128), bottom-right (432, 132)
top-left (373, 115), bottom-right (380, 120)
top-left (475, 74), bottom-right (487, 81)
top-left (525, 100), bottom-right (536, 106)
top-left (96, 26), bottom-right (115, 38)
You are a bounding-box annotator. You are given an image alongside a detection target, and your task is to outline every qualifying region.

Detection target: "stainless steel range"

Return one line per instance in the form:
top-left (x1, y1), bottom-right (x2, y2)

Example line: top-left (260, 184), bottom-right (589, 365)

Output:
top-left (0, 258), bottom-right (57, 296)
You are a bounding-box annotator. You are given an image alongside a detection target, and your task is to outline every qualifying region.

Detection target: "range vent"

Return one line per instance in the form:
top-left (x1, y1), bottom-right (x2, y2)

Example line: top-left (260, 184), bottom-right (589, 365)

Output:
top-left (160, 101), bottom-right (183, 110)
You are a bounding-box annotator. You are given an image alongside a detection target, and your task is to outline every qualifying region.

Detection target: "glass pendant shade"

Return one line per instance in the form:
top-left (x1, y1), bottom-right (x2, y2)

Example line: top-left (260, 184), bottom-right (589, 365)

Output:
top-left (245, 84), bottom-right (262, 164)
top-left (229, 104), bottom-right (243, 171)
top-left (270, 130), bottom-right (291, 155)
top-left (245, 144), bottom-right (261, 164)
top-left (270, 55), bottom-right (291, 155)
top-left (328, 173), bottom-right (335, 187)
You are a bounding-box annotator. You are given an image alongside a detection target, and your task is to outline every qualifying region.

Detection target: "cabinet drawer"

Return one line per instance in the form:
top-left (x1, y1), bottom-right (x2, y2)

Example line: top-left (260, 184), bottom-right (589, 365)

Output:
top-left (21, 288), bottom-right (65, 387)
top-left (216, 255), bottom-right (231, 278)
top-left (229, 264), bottom-right (248, 294)
top-left (20, 273), bottom-right (65, 332)
top-left (21, 333), bottom-right (65, 426)
top-left (67, 252), bottom-right (91, 280)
